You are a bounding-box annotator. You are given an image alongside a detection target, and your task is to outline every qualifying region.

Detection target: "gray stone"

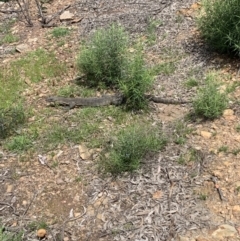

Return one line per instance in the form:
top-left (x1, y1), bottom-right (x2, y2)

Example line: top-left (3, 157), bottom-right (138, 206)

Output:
top-left (16, 43), bottom-right (30, 53)
top-left (211, 224), bottom-right (237, 240)
top-left (60, 11), bottom-right (74, 20)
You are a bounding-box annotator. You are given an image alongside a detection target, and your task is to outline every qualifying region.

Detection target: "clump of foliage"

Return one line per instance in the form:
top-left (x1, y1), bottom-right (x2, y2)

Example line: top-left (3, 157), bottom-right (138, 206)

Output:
top-left (119, 49), bottom-right (154, 110)
top-left (12, 49), bottom-right (66, 83)
top-left (198, 0), bottom-right (240, 55)
top-left (100, 124), bottom-right (166, 175)
top-left (0, 226), bottom-right (23, 241)
top-left (0, 105), bottom-right (26, 139)
top-left (192, 73), bottom-right (228, 119)
top-left (51, 27), bottom-right (70, 38)
top-left (77, 25), bottom-right (155, 110)
top-left (77, 24), bottom-right (129, 87)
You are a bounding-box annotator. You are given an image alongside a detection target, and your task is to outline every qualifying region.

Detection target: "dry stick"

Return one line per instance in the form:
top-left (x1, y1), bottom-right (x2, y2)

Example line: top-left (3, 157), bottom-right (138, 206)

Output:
top-left (16, 0), bottom-right (33, 26)
top-left (44, 4), bottom-right (71, 25)
top-left (0, 9), bottom-right (22, 13)
top-left (0, 202), bottom-right (19, 216)
top-left (34, 0), bottom-right (46, 24)
top-left (57, 206), bottom-right (86, 241)
top-left (164, 168), bottom-right (176, 241)
top-left (211, 176), bottom-right (224, 201)
top-left (19, 185), bottom-right (45, 229)
top-left (152, 0), bottom-right (174, 15)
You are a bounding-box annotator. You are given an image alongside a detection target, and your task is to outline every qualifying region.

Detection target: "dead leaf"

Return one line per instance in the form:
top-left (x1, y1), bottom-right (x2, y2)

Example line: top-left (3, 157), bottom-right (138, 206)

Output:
top-left (152, 190), bottom-right (163, 199)
top-left (78, 144), bottom-right (92, 160)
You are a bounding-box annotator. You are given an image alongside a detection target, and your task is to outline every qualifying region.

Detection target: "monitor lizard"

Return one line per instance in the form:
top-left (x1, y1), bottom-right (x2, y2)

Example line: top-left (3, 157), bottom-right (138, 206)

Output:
top-left (45, 94), bottom-right (190, 109)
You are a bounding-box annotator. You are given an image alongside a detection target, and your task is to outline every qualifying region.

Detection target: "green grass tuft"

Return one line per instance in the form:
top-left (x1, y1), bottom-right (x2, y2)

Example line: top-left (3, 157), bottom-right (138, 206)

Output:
top-left (0, 105), bottom-right (26, 139)
top-left (11, 49), bottom-right (66, 83)
top-left (100, 124), bottom-right (166, 175)
top-left (0, 226), bottom-right (23, 241)
top-left (51, 27), bottom-right (70, 38)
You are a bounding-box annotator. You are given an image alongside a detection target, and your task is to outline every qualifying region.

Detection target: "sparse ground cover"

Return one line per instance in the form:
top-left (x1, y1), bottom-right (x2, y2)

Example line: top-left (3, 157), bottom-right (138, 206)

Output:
top-left (1, 0), bottom-right (240, 241)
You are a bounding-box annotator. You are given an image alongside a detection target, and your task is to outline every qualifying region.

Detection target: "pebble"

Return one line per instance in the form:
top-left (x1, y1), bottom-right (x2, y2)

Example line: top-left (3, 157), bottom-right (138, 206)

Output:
top-left (37, 229), bottom-right (47, 238)
top-left (200, 131), bottom-right (212, 139)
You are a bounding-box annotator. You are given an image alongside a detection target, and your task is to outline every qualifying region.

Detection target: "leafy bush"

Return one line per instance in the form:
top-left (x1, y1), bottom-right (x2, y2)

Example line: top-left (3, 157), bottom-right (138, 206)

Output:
top-left (77, 24), bottom-right (129, 87)
top-left (119, 49), bottom-right (154, 110)
top-left (0, 105), bottom-right (26, 139)
top-left (198, 0), bottom-right (240, 55)
top-left (193, 73), bottom-right (228, 119)
top-left (100, 124), bottom-right (166, 175)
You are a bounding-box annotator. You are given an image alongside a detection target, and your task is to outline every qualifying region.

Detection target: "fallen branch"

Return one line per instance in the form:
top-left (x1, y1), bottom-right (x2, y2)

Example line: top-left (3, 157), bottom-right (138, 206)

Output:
top-left (44, 4), bottom-right (71, 25)
top-left (16, 0), bottom-right (33, 26)
top-left (211, 176), bottom-right (224, 201)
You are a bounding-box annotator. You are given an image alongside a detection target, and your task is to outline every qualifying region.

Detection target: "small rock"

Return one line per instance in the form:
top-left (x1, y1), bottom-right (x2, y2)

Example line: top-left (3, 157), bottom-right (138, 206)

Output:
top-left (86, 205), bottom-right (95, 216)
top-left (211, 170), bottom-right (224, 179)
top-left (28, 37), bottom-right (38, 43)
top-left (60, 11), bottom-right (74, 20)
top-left (232, 205), bottom-right (240, 216)
top-left (37, 229), bottom-right (47, 238)
top-left (177, 235), bottom-right (190, 241)
top-left (56, 178), bottom-right (65, 185)
top-left (152, 190), bottom-right (163, 199)
top-left (16, 44), bottom-right (30, 53)
top-left (6, 184), bottom-right (13, 193)
top-left (194, 146), bottom-right (202, 150)
top-left (211, 224), bottom-right (237, 240)
top-left (196, 237), bottom-right (210, 241)
top-left (223, 109), bottom-right (234, 116)
top-left (200, 131), bottom-right (212, 139)
top-left (93, 200), bottom-right (102, 208)
top-left (97, 213), bottom-right (105, 221)
top-left (78, 144), bottom-right (91, 160)
top-left (224, 115), bottom-right (236, 121)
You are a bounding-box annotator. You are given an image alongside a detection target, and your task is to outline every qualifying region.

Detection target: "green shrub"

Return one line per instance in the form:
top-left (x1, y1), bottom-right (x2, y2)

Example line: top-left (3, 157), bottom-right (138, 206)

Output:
top-left (77, 24), bottom-right (129, 87)
top-left (100, 124), bottom-right (166, 175)
top-left (193, 74), bottom-right (228, 119)
top-left (198, 0), bottom-right (240, 55)
top-left (119, 49), bottom-right (154, 110)
top-left (0, 105), bottom-right (26, 139)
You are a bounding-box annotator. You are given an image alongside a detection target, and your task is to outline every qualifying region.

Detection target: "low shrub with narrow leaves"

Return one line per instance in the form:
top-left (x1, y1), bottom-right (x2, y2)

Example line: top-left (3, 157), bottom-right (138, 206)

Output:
top-left (198, 0), bottom-right (240, 55)
top-left (100, 124), bottom-right (166, 175)
top-left (77, 24), bottom-right (129, 87)
top-left (193, 74), bottom-right (228, 119)
top-left (119, 49), bottom-right (154, 110)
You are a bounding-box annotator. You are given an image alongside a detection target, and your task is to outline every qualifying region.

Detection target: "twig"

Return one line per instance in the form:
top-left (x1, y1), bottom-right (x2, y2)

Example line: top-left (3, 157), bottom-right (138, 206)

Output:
top-left (34, 0), bottom-right (46, 24)
top-left (0, 202), bottom-right (19, 216)
top-left (21, 186), bottom-right (45, 218)
top-left (0, 9), bottom-right (22, 13)
top-left (15, 0), bottom-right (33, 26)
top-left (57, 206), bottom-right (86, 241)
top-left (164, 168), bottom-right (176, 241)
top-left (99, 227), bottom-right (140, 238)
top-left (44, 4), bottom-right (71, 25)
top-left (211, 176), bottom-right (224, 201)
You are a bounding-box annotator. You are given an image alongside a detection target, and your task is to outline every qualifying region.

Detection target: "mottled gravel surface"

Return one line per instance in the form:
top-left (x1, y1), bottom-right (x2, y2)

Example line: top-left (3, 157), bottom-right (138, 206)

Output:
top-left (2, 0), bottom-right (240, 241)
